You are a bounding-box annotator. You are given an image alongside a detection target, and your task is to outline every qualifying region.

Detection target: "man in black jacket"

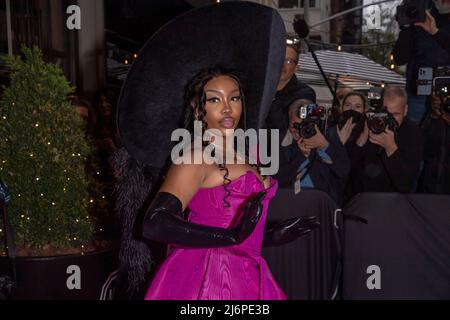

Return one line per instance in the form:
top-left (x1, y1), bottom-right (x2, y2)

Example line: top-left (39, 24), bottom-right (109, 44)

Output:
top-left (415, 9), bottom-right (450, 54)
top-left (265, 42), bottom-right (316, 132)
top-left (274, 100), bottom-right (350, 205)
top-left (346, 86), bottom-right (424, 198)
top-left (392, 1), bottom-right (450, 124)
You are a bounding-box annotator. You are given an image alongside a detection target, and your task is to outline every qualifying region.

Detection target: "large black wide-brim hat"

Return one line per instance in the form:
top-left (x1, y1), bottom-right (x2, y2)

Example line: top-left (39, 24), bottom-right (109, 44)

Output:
top-left (117, 1), bottom-right (286, 168)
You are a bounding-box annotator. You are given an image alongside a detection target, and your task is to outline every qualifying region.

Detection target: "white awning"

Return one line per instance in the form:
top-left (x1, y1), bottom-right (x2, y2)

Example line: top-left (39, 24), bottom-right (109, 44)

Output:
top-left (309, 85), bottom-right (334, 105)
top-left (295, 50), bottom-right (406, 104)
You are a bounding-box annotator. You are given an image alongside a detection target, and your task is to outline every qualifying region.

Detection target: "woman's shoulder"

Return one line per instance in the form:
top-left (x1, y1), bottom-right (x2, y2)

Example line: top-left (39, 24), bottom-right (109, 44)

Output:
top-left (168, 147), bottom-right (219, 187)
top-left (170, 144), bottom-right (266, 187)
top-left (172, 143), bottom-right (218, 165)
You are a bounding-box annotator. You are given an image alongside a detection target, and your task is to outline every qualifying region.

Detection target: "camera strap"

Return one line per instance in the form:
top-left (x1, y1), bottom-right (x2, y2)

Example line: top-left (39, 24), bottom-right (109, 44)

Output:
top-left (296, 149), bottom-right (318, 182)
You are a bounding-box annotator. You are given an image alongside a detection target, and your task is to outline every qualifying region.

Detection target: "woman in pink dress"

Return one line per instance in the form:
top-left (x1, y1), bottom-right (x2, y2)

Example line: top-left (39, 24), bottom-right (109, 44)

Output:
top-left (114, 2), bottom-right (319, 299)
top-left (142, 67), bottom-right (318, 300)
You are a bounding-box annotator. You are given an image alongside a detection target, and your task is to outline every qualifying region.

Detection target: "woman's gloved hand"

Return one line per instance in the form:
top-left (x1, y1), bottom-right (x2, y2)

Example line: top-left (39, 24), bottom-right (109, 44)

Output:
top-left (142, 191), bottom-right (266, 248)
top-left (230, 190), bottom-right (266, 244)
top-left (262, 216), bottom-right (320, 247)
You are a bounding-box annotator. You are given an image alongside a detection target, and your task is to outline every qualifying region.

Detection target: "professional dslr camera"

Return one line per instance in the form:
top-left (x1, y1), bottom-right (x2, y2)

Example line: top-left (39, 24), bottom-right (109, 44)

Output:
top-left (396, 0), bottom-right (427, 26)
top-left (293, 103), bottom-right (329, 139)
top-left (418, 66), bottom-right (450, 113)
top-left (366, 110), bottom-right (399, 134)
top-left (366, 87), bottom-right (399, 134)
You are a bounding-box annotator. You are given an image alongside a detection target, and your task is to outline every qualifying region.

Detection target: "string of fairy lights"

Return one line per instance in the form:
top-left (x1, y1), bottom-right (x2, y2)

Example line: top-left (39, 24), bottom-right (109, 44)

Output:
top-left (0, 101), bottom-right (107, 252)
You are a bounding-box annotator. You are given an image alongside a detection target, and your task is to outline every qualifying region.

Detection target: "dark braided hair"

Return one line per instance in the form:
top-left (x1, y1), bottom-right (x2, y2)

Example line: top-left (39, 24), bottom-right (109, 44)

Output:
top-left (183, 66), bottom-right (247, 207)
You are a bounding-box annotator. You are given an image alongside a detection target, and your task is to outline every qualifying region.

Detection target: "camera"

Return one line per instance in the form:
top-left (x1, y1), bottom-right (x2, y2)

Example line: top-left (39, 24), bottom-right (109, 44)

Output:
top-left (396, 0), bottom-right (427, 26)
top-left (418, 66), bottom-right (450, 113)
top-left (366, 111), bottom-right (399, 134)
top-left (293, 103), bottom-right (329, 139)
top-left (367, 87), bottom-right (384, 111)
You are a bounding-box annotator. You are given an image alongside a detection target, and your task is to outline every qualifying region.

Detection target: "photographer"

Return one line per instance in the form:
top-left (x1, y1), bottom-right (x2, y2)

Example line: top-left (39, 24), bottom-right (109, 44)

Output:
top-left (418, 93), bottom-right (450, 193)
top-left (336, 91), bottom-right (369, 148)
top-left (275, 100), bottom-right (350, 205)
top-left (415, 9), bottom-right (450, 54)
top-left (345, 86), bottom-right (424, 199)
top-left (393, 0), bottom-right (450, 124)
top-left (265, 41), bottom-right (316, 132)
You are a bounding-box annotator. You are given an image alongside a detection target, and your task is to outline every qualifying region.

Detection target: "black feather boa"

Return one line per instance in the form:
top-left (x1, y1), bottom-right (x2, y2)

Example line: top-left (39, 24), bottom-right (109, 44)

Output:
top-left (110, 147), bottom-right (163, 298)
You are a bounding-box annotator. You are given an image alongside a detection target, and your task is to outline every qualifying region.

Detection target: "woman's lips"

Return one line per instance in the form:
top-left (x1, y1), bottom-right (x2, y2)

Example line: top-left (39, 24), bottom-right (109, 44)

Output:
top-left (220, 117), bottom-right (235, 129)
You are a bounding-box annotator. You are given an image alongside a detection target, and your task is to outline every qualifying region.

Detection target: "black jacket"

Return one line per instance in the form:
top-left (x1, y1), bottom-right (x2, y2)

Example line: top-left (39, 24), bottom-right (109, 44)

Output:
top-left (265, 75), bottom-right (316, 131)
top-left (346, 118), bottom-right (424, 199)
top-left (432, 28), bottom-right (450, 55)
top-left (392, 8), bottom-right (450, 94)
top-left (274, 126), bottom-right (350, 205)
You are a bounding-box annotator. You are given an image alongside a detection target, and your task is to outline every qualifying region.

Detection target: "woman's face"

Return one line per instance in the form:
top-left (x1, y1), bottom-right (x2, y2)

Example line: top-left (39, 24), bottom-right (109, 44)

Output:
top-left (342, 95), bottom-right (365, 114)
top-left (200, 75), bottom-right (243, 135)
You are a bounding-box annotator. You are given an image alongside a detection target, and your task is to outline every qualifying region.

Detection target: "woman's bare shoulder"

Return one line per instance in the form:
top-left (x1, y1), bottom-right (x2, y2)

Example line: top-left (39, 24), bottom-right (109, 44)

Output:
top-left (172, 143), bottom-right (216, 166)
top-left (158, 162), bottom-right (210, 210)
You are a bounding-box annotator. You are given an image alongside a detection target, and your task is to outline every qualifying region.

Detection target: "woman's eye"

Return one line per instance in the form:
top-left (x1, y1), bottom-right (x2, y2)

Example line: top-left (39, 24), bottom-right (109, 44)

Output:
top-left (231, 96), bottom-right (242, 102)
top-left (207, 97), bottom-right (220, 103)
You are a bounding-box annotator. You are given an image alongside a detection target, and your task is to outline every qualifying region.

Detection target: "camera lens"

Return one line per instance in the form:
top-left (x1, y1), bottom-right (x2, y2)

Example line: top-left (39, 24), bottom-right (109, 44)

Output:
top-left (368, 118), bottom-right (386, 134)
top-left (300, 122), bottom-right (316, 139)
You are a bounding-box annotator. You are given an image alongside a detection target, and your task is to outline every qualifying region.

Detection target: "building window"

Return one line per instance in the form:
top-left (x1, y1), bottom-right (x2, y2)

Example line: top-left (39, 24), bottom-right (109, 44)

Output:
top-left (279, 0), bottom-right (318, 9)
top-left (279, 0), bottom-right (299, 8)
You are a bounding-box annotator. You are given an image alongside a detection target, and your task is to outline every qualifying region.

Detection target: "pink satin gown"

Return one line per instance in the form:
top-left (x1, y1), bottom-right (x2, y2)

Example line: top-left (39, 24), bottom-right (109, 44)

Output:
top-left (145, 171), bottom-right (286, 300)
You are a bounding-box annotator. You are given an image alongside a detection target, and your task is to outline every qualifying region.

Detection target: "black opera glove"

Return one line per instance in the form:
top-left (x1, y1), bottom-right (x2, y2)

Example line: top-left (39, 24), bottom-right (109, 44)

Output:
top-left (262, 216), bottom-right (320, 247)
top-left (142, 191), bottom-right (266, 248)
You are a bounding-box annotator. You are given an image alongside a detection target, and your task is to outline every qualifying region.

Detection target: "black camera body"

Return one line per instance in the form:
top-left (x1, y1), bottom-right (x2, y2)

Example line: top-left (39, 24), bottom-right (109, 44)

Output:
top-left (293, 103), bottom-right (328, 139)
top-left (367, 111), bottom-right (399, 134)
top-left (396, 0), bottom-right (427, 26)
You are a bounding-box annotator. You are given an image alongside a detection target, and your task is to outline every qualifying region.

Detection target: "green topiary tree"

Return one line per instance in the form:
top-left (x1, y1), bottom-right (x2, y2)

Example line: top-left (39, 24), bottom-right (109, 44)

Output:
top-left (0, 45), bottom-right (95, 250)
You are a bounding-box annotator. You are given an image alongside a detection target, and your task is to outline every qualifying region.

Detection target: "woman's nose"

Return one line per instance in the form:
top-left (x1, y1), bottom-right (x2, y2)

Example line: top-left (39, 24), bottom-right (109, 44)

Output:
top-left (222, 100), bottom-right (231, 114)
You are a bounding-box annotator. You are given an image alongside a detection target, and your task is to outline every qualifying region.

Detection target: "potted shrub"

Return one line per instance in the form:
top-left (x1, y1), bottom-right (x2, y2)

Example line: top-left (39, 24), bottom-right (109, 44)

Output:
top-left (0, 46), bottom-right (118, 300)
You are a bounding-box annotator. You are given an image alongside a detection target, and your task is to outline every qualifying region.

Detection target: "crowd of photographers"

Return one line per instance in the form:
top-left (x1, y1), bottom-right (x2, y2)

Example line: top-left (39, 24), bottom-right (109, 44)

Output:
top-left (266, 0), bottom-right (450, 206)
